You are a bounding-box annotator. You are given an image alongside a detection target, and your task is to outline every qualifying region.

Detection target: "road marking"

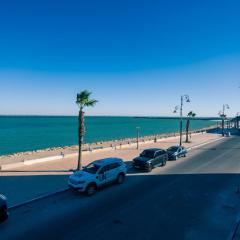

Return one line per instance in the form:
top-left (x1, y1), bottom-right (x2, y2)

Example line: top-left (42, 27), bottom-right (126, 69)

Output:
top-left (187, 137), bottom-right (224, 151)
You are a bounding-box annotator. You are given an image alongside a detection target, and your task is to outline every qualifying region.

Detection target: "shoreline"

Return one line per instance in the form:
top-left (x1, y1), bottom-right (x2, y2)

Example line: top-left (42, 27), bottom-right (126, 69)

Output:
top-left (0, 125), bottom-right (218, 166)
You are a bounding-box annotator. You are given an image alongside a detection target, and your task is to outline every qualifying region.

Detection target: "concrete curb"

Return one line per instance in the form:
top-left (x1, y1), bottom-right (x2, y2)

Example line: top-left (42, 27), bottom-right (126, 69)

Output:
top-left (9, 188), bottom-right (69, 210)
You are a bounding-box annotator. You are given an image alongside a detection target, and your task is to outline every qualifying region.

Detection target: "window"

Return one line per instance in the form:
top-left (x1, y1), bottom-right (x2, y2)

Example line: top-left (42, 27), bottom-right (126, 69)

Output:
top-left (156, 150), bottom-right (165, 157)
top-left (140, 150), bottom-right (155, 158)
top-left (82, 163), bottom-right (101, 174)
top-left (108, 163), bottom-right (121, 170)
top-left (99, 166), bottom-right (108, 174)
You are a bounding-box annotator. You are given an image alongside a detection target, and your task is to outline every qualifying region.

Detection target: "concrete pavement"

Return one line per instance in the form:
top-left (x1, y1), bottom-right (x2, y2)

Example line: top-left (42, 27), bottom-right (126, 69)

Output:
top-left (1, 135), bottom-right (240, 239)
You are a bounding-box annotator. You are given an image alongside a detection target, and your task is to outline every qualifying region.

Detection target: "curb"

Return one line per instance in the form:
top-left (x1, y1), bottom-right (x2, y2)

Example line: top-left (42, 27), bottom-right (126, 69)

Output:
top-left (9, 188), bottom-right (69, 210)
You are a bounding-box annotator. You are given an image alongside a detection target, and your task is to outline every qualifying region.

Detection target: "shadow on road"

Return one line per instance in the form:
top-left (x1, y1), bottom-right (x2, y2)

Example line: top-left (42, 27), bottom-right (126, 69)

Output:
top-left (1, 172), bottom-right (240, 240)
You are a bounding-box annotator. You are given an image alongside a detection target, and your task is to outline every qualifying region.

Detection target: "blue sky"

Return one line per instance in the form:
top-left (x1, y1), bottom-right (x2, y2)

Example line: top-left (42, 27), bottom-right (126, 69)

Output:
top-left (0, 0), bottom-right (240, 116)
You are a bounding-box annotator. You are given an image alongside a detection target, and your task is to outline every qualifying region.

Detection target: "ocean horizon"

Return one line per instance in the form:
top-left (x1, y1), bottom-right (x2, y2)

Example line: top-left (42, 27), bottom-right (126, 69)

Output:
top-left (0, 116), bottom-right (216, 156)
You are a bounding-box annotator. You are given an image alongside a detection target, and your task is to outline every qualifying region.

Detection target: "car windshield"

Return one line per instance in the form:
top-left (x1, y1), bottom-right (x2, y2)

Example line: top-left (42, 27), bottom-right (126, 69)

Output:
top-left (140, 150), bottom-right (155, 158)
top-left (82, 163), bottom-right (101, 174)
top-left (167, 146), bottom-right (179, 152)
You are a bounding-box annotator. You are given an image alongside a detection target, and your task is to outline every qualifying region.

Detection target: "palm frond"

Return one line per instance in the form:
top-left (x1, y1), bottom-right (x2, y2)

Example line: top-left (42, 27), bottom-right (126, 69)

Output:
top-left (76, 90), bottom-right (98, 108)
top-left (187, 111), bottom-right (196, 117)
top-left (85, 99), bottom-right (98, 107)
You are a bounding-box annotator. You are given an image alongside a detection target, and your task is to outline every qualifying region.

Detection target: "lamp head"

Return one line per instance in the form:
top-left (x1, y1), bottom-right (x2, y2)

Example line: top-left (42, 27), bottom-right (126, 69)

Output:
top-left (173, 106), bottom-right (179, 114)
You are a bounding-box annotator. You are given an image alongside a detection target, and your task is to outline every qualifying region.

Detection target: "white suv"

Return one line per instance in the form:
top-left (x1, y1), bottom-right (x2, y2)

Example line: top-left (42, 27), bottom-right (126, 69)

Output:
top-left (68, 158), bottom-right (127, 196)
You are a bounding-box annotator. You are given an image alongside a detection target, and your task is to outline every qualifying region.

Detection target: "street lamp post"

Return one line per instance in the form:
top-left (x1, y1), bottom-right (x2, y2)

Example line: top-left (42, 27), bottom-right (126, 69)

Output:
top-left (236, 112), bottom-right (240, 129)
top-left (174, 95), bottom-right (190, 146)
top-left (136, 127), bottom-right (140, 149)
top-left (218, 104), bottom-right (230, 136)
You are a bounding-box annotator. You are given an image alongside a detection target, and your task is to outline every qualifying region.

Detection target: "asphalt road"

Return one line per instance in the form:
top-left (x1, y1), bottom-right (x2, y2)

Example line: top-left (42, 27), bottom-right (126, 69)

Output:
top-left (1, 136), bottom-right (240, 240)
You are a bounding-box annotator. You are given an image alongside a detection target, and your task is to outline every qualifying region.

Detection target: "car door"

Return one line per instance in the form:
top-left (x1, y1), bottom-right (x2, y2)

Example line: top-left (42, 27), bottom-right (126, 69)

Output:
top-left (177, 147), bottom-right (182, 157)
top-left (155, 151), bottom-right (163, 166)
top-left (152, 151), bottom-right (160, 166)
top-left (105, 163), bottom-right (119, 183)
top-left (98, 166), bottom-right (108, 186)
top-left (161, 150), bottom-right (168, 161)
top-left (159, 150), bottom-right (167, 163)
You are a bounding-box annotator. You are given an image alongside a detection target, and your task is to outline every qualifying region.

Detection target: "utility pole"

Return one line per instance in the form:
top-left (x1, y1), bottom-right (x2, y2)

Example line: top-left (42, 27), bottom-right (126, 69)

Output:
top-left (174, 95), bottom-right (190, 146)
top-left (179, 96), bottom-right (183, 146)
top-left (219, 104), bottom-right (230, 137)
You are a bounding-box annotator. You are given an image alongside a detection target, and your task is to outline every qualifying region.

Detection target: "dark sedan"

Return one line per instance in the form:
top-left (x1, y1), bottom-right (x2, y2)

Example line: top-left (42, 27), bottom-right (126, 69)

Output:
top-left (0, 194), bottom-right (8, 223)
top-left (167, 146), bottom-right (187, 160)
top-left (133, 148), bottom-right (168, 172)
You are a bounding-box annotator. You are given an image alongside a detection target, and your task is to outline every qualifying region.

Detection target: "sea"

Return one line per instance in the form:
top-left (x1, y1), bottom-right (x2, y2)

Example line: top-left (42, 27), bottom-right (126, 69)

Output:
top-left (0, 116), bottom-right (216, 156)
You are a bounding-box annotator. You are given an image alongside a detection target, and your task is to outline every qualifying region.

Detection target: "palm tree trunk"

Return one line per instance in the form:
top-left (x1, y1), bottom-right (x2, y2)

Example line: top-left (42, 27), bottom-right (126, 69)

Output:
top-left (77, 108), bottom-right (84, 171)
top-left (186, 119), bottom-right (190, 142)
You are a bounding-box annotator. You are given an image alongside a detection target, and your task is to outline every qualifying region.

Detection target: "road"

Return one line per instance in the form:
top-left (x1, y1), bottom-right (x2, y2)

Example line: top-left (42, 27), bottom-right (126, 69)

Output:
top-left (1, 136), bottom-right (240, 240)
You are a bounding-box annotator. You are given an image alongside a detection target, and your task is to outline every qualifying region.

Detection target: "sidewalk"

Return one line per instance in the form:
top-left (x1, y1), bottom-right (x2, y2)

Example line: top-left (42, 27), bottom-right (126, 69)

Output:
top-left (0, 132), bottom-right (223, 207)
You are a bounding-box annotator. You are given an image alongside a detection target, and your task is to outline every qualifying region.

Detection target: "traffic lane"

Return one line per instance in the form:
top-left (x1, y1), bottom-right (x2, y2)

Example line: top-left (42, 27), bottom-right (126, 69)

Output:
top-left (65, 174), bottom-right (239, 240)
top-left (163, 136), bottom-right (240, 174)
top-left (7, 173), bottom-right (240, 240)
top-left (1, 137), bottom-right (239, 239)
top-left (0, 173), bottom-right (183, 239)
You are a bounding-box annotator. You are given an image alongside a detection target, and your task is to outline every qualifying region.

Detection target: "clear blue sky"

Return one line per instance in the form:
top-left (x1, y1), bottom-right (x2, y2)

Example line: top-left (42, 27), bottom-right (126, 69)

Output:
top-left (0, 0), bottom-right (240, 116)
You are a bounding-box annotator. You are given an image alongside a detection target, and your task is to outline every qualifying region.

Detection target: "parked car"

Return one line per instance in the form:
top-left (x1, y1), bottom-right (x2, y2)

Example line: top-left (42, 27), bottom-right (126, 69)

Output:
top-left (68, 158), bottom-right (127, 196)
top-left (0, 194), bottom-right (8, 223)
top-left (133, 148), bottom-right (168, 172)
top-left (167, 146), bottom-right (187, 160)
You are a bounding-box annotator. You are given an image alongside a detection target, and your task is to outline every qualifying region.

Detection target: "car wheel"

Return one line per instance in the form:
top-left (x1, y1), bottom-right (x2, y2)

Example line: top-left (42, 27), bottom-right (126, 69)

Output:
top-left (174, 155), bottom-right (178, 160)
top-left (162, 160), bottom-right (166, 166)
top-left (116, 173), bottom-right (125, 184)
top-left (86, 183), bottom-right (97, 196)
top-left (183, 154), bottom-right (186, 157)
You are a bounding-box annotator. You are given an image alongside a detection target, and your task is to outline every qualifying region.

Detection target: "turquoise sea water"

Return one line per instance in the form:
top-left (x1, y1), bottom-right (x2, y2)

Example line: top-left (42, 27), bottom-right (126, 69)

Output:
top-left (0, 116), bottom-right (215, 156)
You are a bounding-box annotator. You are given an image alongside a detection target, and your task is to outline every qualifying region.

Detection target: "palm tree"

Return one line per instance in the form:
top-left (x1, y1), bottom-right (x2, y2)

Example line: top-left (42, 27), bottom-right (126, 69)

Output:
top-left (76, 90), bottom-right (98, 170)
top-left (185, 111), bottom-right (196, 143)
